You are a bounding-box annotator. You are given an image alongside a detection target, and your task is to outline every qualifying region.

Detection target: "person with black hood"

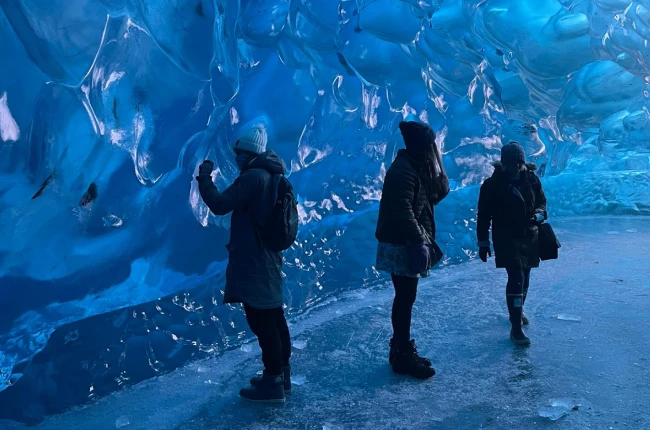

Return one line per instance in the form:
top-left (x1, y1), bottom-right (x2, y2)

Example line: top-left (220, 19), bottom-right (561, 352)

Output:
top-left (375, 118), bottom-right (450, 379)
top-left (476, 142), bottom-right (548, 346)
top-left (196, 126), bottom-right (292, 402)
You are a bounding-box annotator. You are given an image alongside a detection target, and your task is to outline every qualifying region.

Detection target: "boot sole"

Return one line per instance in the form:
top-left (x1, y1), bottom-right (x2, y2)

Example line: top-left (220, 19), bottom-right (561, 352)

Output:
top-left (510, 335), bottom-right (531, 346)
top-left (391, 367), bottom-right (436, 380)
top-left (390, 352), bottom-right (432, 367)
top-left (240, 396), bottom-right (286, 403)
top-left (390, 358), bottom-right (432, 368)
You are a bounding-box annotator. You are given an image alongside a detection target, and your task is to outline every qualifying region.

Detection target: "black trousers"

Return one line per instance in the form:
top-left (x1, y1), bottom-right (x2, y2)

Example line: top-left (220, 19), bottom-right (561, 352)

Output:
top-left (505, 267), bottom-right (531, 325)
top-left (390, 274), bottom-right (419, 344)
top-left (505, 267), bottom-right (532, 303)
top-left (243, 305), bottom-right (291, 375)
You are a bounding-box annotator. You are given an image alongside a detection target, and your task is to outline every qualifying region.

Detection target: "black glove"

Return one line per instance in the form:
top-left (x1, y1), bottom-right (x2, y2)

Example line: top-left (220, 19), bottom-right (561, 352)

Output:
top-left (479, 246), bottom-right (491, 263)
top-left (196, 160), bottom-right (214, 180)
top-left (407, 243), bottom-right (431, 274)
top-left (532, 212), bottom-right (545, 223)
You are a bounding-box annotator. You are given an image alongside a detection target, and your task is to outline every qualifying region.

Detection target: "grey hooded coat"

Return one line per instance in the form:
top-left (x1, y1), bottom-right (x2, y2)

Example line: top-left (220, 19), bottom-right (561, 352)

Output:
top-left (197, 151), bottom-right (286, 309)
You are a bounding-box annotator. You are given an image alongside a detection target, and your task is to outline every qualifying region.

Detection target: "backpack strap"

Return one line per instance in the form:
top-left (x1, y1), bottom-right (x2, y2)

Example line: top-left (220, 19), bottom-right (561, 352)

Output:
top-left (270, 174), bottom-right (282, 204)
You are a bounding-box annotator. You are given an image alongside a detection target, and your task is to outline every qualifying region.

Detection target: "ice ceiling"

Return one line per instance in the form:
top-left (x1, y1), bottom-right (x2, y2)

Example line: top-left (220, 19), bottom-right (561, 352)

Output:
top-left (0, 0), bottom-right (649, 423)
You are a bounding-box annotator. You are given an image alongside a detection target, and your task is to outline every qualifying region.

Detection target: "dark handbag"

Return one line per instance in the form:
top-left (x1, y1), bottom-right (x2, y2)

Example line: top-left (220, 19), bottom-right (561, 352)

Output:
top-left (428, 241), bottom-right (444, 267)
top-left (538, 223), bottom-right (561, 261)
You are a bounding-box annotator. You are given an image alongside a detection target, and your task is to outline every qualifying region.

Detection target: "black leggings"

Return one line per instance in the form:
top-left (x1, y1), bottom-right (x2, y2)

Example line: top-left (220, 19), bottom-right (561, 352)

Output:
top-left (243, 305), bottom-right (291, 375)
top-left (391, 274), bottom-right (419, 344)
top-left (505, 267), bottom-right (531, 306)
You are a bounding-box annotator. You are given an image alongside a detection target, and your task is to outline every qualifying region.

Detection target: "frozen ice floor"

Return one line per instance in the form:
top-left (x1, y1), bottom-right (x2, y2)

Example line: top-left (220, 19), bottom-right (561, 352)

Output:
top-left (3, 217), bottom-right (650, 430)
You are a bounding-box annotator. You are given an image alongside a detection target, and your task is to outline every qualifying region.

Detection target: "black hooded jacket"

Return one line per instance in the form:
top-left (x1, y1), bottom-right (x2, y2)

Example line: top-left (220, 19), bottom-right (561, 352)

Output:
top-left (375, 148), bottom-right (450, 246)
top-left (197, 151), bottom-right (286, 309)
top-left (477, 162), bottom-right (547, 269)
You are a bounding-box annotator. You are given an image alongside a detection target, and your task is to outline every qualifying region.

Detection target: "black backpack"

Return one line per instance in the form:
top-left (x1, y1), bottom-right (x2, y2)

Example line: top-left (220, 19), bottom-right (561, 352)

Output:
top-left (255, 174), bottom-right (299, 252)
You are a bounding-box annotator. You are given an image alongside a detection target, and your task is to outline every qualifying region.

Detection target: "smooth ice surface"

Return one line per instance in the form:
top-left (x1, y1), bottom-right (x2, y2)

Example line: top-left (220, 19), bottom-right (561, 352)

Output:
top-left (2, 217), bottom-right (648, 430)
top-left (2, 0), bottom-right (650, 421)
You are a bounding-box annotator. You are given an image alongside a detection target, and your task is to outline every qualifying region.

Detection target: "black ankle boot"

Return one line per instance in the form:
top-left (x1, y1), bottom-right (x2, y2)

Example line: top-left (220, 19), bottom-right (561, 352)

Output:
top-left (240, 371), bottom-right (285, 403)
top-left (391, 340), bottom-right (435, 379)
top-left (389, 338), bottom-right (396, 365)
top-left (510, 325), bottom-right (530, 345)
top-left (389, 339), bottom-right (432, 367)
top-left (250, 365), bottom-right (291, 392)
top-left (507, 295), bottom-right (530, 346)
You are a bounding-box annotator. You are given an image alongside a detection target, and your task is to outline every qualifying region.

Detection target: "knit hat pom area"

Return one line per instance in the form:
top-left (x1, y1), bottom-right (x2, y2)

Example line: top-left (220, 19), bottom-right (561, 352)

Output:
top-left (398, 121), bottom-right (436, 154)
top-left (234, 126), bottom-right (268, 155)
top-left (500, 141), bottom-right (526, 165)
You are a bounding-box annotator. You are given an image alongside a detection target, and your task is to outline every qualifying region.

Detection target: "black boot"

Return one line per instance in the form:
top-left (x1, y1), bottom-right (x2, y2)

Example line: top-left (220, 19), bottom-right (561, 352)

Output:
top-left (391, 340), bottom-right (436, 379)
top-left (507, 295), bottom-right (530, 346)
top-left (389, 339), bottom-right (432, 367)
top-left (240, 371), bottom-right (285, 403)
top-left (250, 365), bottom-right (291, 392)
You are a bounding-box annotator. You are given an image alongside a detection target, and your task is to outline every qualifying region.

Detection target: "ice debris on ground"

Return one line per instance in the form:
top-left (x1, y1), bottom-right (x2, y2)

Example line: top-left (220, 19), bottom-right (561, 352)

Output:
top-left (538, 398), bottom-right (589, 421)
top-left (556, 314), bottom-right (582, 322)
top-left (115, 416), bottom-right (130, 428)
top-left (292, 339), bottom-right (308, 350)
top-left (291, 375), bottom-right (307, 386)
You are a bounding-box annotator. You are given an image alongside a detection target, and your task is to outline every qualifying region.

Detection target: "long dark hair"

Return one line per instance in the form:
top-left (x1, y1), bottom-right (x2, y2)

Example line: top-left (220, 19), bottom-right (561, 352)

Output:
top-left (424, 139), bottom-right (448, 202)
top-left (422, 152), bottom-right (442, 203)
top-left (403, 147), bottom-right (445, 204)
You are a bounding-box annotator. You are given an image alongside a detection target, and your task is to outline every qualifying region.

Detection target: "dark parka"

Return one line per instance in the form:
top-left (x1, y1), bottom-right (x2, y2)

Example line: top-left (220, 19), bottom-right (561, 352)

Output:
top-left (477, 162), bottom-right (547, 269)
top-left (197, 151), bottom-right (286, 309)
top-left (375, 149), bottom-right (450, 246)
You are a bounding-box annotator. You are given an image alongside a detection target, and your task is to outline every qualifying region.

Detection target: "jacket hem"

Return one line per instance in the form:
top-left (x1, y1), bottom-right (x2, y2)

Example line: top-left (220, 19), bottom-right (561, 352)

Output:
top-left (233, 299), bottom-right (285, 310)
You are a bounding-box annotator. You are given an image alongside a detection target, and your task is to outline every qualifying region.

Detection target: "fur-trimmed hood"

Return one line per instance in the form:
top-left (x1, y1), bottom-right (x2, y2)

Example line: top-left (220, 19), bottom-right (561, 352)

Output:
top-left (491, 161), bottom-right (537, 172)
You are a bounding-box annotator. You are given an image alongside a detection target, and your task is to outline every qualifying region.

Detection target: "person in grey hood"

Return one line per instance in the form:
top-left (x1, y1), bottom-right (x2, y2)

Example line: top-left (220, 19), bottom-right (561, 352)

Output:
top-left (196, 126), bottom-right (292, 403)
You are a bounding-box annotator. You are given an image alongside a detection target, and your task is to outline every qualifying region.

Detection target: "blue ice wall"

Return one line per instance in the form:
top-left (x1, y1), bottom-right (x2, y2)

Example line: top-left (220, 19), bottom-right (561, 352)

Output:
top-left (1, 0), bottom-right (649, 423)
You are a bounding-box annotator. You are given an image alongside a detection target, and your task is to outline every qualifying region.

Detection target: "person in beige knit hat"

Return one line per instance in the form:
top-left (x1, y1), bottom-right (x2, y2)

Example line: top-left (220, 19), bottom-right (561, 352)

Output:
top-left (195, 125), bottom-right (295, 402)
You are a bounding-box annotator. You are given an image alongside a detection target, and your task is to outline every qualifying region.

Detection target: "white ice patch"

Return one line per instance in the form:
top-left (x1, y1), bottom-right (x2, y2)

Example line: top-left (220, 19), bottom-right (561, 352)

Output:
top-left (556, 314), bottom-right (581, 322)
top-left (291, 374), bottom-right (307, 385)
top-left (115, 415), bottom-right (130, 428)
top-left (538, 398), bottom-right (588, 421)
top-left (0, 92), bottom-right (20, 142)
top-left (292, 339), bottom-right (308, 350)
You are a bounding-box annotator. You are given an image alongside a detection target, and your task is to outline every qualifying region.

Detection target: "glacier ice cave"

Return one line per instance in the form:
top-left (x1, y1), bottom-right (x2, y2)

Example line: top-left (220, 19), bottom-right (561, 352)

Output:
top-left (1, 0), bottom-right (650, 428)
